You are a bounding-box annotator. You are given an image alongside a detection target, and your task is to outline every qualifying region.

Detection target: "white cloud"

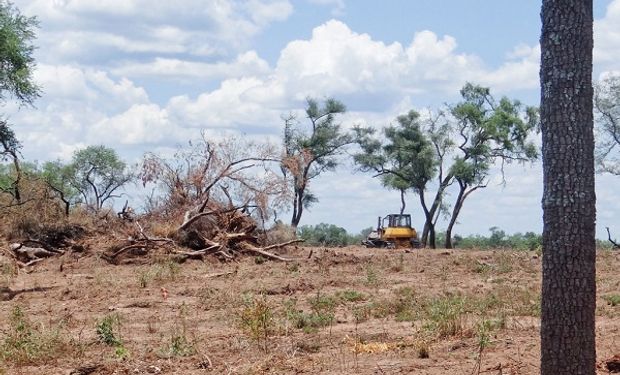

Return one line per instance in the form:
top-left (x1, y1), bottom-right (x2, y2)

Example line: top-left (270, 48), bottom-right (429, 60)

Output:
top-left (112, 51), bottom-right (271, 82)
top-left (307, 0), bottom-right (345, 16)
top-left (595, 0), bottom-right (620, 68)
top-left (16, 0), bottom-right (293, 61)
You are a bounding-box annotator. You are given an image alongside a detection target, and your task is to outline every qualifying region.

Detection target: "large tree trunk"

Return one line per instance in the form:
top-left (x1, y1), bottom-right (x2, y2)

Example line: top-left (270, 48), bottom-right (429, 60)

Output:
top-left (540, 1), bottom-right (596, 374)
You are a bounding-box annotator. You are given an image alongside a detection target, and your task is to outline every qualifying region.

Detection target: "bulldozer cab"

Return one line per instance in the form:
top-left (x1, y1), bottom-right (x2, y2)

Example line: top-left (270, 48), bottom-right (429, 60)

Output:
top-left (363, 213), bottom-right (419, 249)
top-left (382, 214), bottom-right (411, 229)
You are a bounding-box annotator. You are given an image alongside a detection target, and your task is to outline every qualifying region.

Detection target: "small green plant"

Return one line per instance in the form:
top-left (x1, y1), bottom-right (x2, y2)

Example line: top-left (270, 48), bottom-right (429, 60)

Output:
top-left (604, 294), bottom-right (620, 307)
top-left (159, 304), bottom-right (196, 357)
top-left (364, 264), bottom-right (381, 287)
top-left (239, 295), bottom-right (274, 351)
top-left (114, 344), bottom-right (130, 360)
top-left (96, 313), bottom-right (122, 346)
top-left (254, 255), bottom-right (266, 264)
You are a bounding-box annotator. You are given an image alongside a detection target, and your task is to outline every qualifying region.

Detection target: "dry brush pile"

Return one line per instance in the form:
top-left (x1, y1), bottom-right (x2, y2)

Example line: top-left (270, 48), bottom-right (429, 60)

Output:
top-left (1, 135), bottom-right (301, 268)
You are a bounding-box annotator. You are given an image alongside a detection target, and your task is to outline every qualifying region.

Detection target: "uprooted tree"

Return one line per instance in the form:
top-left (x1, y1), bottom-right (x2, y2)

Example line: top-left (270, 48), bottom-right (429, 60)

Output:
top-left (118, 134), bottom-right (298, 264)
top-left (281, 98), bottom-right (353, 228)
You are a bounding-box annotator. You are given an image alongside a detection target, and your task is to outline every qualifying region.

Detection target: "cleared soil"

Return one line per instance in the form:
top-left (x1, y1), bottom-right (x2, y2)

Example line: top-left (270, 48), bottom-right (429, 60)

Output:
top-left (1, 246), bottom-right (619, 374)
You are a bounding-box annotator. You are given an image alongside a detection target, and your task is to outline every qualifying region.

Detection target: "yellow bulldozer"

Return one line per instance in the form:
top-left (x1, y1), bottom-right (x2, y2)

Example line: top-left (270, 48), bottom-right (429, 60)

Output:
top-left (362, 213), bottom-right (420, 249)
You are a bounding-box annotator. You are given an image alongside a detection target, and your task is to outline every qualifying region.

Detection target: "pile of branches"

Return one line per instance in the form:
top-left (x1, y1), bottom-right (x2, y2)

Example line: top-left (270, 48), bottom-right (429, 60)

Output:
top-left (5, 224), bottom-right (86, 267)
top-left (102, 204), bottom-right (302, 265)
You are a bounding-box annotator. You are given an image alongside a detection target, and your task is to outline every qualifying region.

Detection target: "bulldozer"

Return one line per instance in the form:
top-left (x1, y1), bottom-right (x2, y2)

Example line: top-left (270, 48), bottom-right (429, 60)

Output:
top-left (362, 213), bottom-right (420, 249)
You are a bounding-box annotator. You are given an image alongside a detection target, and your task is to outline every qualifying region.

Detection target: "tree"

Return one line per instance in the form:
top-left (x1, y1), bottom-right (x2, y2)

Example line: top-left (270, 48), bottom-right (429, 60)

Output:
top-left (444, 84), bottom-right (538, 248)
top-left (594, 74), bottom-right (620, 174)
top-left (0, 119), bottom-right (22, 203)
top-left (68, 145), bottom-right (133, 210)
top-left (353, 110), bottom-right (442, 248)
top-left (297, 223), bottom-right (350, 247)
top-left (540, 1), bottom-right (596, 374)
top-left (0, 1), bottom-right (39, 105)
top-left (0, 2), bottom-right (39, 205)
top-left (281, 98), bottom-right (352, 228)
top-left (39, 160), bottom-right (79, 215)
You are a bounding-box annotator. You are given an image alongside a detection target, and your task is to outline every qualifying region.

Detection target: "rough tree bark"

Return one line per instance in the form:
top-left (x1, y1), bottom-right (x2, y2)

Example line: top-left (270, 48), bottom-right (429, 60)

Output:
top-left (540, 1), bottom-right (596, 374)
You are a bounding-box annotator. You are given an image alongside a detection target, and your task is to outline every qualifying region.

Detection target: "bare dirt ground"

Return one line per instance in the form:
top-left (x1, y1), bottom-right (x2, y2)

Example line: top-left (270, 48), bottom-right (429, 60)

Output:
top-left (1, 246), bottom-right (619, 374)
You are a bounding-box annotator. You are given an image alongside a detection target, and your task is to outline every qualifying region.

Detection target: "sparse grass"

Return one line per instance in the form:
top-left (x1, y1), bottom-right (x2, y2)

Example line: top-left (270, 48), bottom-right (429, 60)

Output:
top-left (239, 294), bottom-right (275, 350)
top-left (364, 263), bottom-right (381, 287)
top-left (604, 294), bottom-right (620, 307)
top-left (424, 294), bottom-right (467, 338)
top-left (283, 294), bottom-right (336, 333)
top-left (0, 306), bottom-right (69, 365)
top-left (159, 304), bottom-right (196, 358)
top-left (135, 259), bottom-right (181, 288)
top-left (336, 289), bottom-right (367, 303)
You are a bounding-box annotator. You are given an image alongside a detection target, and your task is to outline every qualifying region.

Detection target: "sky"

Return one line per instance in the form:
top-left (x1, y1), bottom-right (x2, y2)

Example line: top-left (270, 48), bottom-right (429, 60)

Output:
top-left (4, 0), bottom-right (620, 239)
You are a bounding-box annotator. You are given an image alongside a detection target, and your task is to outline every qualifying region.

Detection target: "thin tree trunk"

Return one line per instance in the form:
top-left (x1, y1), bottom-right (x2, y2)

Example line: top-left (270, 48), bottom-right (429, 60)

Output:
top-left (540, 1), bottom-right (596, 374)
top-left (444, 184), bottom-right (466, 249)
top-left (418, 190), bottom-right (435, 248)
top-left (399, 189), bottom-right (406, 215)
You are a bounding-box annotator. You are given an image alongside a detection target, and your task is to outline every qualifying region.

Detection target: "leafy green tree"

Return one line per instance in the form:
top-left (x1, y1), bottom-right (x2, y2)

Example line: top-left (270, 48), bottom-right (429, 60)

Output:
top-left (354, 110), bottom-right (443, 248)
top-left (0, 120), bottom-right (22, 202)
top-left (594, 74), bottom-right (620, 174)
top-left (0, 2), bottom-right (39, 205)
top-left (281, 98), bottom-right (352, 228)
top-left (444, 83), bottom-right (538, 248)
top-left (297, 223), bottom-right (351, 247)
top-left (354, 84), bottom-right (537, 249)
top-left (68, 145), bottom-right (133, 210)
top-left (39, 160), bottom-right (79, 215)
top-left (0, 1), bottom-right (39, 105)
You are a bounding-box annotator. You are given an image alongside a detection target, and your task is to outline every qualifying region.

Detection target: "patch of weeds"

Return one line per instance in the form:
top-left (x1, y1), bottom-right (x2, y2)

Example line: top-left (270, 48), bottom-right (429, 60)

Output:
top-left (424, 294), bottom-right (467, 338)
top-left (96, 313), bottom-right (129, 360)
top-left (136, 268), bottom-right (153, 288)
top-left (506, 288), bottom-right (541, 317)
top-left (136, 259), bottom-right (181, 288)
top-left (391, 287), bottom-right (420, 322)
top-left (336, 290), bottom-right (367, 303)
top-left (0, 306), bottom-right (68, 365)
top-left (284, 294), bottom-right (336, 333)
top-left (159, 304), bottom-right (196, 358)
top-left (604, 294), bottom-right (620, 307)
top-left (0, 262), bottom-right (18, 285)
top-left (496, 253), bottom-right (513, 274)
top-left (254, 255), bottom-right (266, 264)
top-left (287, 262), bottom-right (300, 273)
top-left (473, 261), bottom-right (492, 275)
top-left (239, 294), bottom-right (274, 351)
top-left (389, 254), bottom-right (405, 272)
top-left (364, 264), bottom-right (381, 287)
top-left (415, 339), bottom-right (430, 359)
